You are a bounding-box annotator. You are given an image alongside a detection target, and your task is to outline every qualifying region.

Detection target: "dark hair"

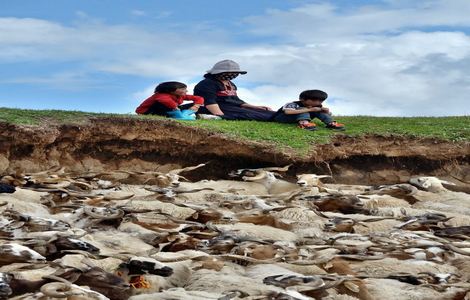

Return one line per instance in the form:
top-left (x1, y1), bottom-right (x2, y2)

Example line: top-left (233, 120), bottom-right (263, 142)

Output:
top-left (299, 90), bottom-right (328, 101)
top-left (154, 81), bottom-right (187, 94)
top-left (203, 73), bottom-right (216, 79)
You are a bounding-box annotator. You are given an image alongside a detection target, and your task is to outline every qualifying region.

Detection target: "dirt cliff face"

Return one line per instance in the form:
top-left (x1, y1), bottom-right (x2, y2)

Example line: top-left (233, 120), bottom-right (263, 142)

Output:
top-left (0, 117), bottom-right (469, 185)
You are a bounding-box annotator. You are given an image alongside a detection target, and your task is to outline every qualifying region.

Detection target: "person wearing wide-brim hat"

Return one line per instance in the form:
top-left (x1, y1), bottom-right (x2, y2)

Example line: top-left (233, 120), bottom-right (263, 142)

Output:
top-left (194, 60), bottom-right (275, 121)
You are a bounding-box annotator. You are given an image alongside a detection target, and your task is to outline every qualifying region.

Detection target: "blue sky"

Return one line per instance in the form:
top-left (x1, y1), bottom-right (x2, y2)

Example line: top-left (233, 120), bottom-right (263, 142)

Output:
top-left (1, 0), bottom-right (469, 116)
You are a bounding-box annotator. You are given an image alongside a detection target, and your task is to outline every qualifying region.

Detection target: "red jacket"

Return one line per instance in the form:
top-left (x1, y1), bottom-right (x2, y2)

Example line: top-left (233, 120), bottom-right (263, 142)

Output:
top-left (135, 93), bottom-right (204, 114)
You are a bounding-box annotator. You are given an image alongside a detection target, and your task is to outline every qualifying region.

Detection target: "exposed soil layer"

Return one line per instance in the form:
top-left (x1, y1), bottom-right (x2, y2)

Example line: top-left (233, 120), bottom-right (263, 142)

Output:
top-left (1, 117), bottom-right (469, 185)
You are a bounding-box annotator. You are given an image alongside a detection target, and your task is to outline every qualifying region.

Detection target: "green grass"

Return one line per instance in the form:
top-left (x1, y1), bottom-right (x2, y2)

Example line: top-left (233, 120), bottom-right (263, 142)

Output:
top-left (189, 116), bottom-right (470, 152)
top-left (0, 107), bottom-right (117, 125)
top-left (1, 107), bottom-right (469, 153)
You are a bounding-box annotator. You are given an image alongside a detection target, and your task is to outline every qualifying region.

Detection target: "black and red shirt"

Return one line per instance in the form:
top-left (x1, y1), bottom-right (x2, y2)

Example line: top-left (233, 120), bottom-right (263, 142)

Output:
top-left (194, 77), bottom-right (246, 107)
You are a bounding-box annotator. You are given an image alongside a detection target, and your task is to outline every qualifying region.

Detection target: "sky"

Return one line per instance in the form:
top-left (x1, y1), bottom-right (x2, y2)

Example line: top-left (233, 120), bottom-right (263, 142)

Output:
top-left (0, 0), bottom-right (469, 116)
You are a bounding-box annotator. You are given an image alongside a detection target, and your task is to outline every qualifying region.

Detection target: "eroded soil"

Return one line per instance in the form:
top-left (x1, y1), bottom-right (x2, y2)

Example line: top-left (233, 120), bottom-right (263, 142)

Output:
top-left (0, 117), bottom-right (469, 186)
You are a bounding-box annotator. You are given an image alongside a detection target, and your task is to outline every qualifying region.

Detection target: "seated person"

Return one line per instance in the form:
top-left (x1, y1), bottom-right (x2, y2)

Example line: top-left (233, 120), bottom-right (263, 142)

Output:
top-left (194, 60), bottom-right (275, 121)
top-left (136, 81), bottom-right (203, 119)
top-left (272, 89), bottom-right (345, 131)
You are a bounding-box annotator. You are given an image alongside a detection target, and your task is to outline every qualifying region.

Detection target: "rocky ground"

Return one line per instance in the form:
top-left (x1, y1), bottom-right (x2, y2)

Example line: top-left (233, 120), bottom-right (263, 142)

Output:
top-left (0, 117), bottom-right (469, 299)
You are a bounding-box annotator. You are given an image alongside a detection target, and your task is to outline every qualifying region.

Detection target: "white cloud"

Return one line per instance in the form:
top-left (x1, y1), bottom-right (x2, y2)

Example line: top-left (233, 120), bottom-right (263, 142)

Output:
top-left (75, 11), bottom-right (89, 19)
top-left (0, 71), bottom-right (96, 89)
top-left (131, 85), bottom-right (154, 102)
top-left (130, 10), bottom-right (172, 19)
top-left (245, 0), bottom-right (470, 41)
top-left (233, 1), bottom-right (470, 116)
top-left (1, 0), bottom-right (470, 116)
top-left (131, 10), bottom-right (146, 17)
top-left (0, 17), bottom-right (233, 74)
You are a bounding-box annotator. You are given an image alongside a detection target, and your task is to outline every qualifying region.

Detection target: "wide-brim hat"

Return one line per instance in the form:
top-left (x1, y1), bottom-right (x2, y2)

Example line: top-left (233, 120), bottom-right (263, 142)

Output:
top-left (206, 59), bottom-right (247, 75)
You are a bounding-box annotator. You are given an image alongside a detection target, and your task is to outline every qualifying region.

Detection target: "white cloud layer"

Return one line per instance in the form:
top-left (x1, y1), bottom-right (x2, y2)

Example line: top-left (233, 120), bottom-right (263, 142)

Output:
top-left (1, 1), bottom-right (469, 116)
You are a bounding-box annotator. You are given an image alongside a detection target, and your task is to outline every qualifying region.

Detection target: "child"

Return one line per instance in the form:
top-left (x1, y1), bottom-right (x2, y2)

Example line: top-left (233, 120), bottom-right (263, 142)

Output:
top-left (272, 89), bottom-right (345, 131)
top-left (135, 81), bottom-right (204, 119)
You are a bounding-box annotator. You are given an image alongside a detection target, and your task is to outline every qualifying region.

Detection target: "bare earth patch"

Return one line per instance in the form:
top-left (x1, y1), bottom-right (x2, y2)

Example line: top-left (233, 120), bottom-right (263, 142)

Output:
top-left (0, 117), bottom-right (468, 187)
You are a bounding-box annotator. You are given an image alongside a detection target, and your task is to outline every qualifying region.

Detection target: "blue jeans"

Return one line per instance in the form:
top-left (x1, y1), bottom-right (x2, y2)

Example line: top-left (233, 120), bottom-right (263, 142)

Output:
top-left (273, 111), bottom-right (333, 124)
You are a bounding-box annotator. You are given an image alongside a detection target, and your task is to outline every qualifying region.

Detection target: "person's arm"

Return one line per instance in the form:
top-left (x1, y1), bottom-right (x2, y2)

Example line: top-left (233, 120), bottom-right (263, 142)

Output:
top-left (184, 95), bottom-right (204, 105)
top-left (184, 95), bottom-right (204, 111)
top-left (194, 80), bottom-right (225, 116)
top-left (136, 94), bottom-right (179, 114)
top-left (230, 83), bottom-right (272, 110)
top-left (205, 104), bottom-right (225, 115)
top-left (235, 84), bottom-right (272, 110)
top-left (283, 106), bottom-right (322, 115)
top-left (155, 94), bottom-right (179, 110)
top-left (241, 103), bottom-right (274, 111)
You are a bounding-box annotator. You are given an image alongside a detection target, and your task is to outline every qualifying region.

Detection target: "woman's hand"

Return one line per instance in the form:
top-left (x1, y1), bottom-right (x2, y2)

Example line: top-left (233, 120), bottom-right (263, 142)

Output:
top-left (189, 104), bottom-right (201, 111)
top-left (256, 105), bottom-right (274, 111)
top-left (242, 103), bottom-right (274, 111)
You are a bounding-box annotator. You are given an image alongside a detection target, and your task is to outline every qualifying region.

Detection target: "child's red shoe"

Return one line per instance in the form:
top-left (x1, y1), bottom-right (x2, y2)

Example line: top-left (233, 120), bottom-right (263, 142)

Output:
top-left (326, 121), bottom-right (345, 130)
top-left (298, 122), bottom-right (317, 131)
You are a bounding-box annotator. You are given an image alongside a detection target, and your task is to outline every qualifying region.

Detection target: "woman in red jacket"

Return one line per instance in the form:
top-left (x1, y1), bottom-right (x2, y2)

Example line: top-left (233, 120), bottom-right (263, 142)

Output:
top-left (136, 81), bottom-right (204, 117)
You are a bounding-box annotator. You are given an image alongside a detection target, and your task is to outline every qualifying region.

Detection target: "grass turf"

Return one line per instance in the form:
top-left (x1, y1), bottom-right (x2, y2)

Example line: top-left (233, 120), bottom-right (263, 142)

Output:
top-left (1, 107), bottom-right (468, 153)
top-left (191, 116), bottom-right (470, 152)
